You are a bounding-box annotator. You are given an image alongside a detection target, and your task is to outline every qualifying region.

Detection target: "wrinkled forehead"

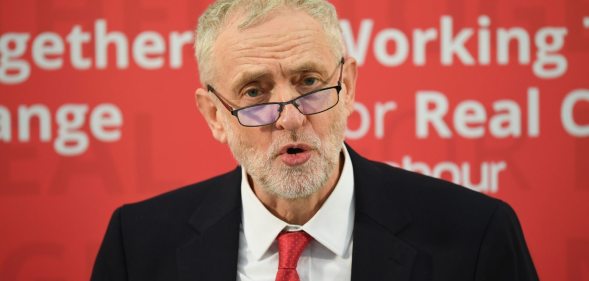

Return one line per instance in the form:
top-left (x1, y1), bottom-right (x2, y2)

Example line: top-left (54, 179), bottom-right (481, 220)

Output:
top-left (209, 7), bottom-right (337, 87)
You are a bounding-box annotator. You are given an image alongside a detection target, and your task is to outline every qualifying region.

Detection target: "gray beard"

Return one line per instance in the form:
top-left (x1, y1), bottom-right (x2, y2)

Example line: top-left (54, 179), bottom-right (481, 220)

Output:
top-left (225, 114), bottom-right (346, 200)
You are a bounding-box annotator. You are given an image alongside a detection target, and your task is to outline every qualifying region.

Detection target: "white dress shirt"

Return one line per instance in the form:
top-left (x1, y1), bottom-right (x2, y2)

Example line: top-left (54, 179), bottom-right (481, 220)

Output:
top-left (237, 145), bottom-right (355, 281)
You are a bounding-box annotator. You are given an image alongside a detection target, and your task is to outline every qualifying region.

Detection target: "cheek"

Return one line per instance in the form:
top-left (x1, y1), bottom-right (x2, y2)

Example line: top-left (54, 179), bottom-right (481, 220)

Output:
top-left (313, 110), bottom-right (346, 139)
top-left (229, 126), bottom-right (272, 149)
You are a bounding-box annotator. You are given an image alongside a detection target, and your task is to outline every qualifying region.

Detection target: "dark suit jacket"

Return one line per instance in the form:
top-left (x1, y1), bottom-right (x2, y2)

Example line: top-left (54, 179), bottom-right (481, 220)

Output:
top-left (91, 146), bottom-right (539, 281)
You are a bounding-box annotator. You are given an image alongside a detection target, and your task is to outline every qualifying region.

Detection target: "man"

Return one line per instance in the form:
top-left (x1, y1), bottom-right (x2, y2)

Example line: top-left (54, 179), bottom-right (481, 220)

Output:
top-left (91, 0), bottom-right (539, 280)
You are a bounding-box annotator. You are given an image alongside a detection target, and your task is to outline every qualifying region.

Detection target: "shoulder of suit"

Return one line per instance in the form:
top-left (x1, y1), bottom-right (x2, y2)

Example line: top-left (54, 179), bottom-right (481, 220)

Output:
top-left (353, 152), bottom-right (507, 222)
top-left (116, 166), bottom-right (241, 222)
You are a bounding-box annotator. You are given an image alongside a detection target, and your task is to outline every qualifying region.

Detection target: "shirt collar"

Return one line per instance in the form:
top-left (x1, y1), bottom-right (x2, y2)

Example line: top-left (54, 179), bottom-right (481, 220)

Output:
top-left (240, 144), bottom-right (355, 260)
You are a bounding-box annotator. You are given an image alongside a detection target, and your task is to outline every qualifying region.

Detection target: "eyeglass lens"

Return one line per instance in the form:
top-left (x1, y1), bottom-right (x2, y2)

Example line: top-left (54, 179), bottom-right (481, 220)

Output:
top-left (236, 87), bottom-right (337, 126)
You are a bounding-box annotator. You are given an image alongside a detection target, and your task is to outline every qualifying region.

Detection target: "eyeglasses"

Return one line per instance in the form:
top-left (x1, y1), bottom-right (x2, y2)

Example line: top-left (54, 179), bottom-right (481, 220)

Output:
top-left (207, 58), bottom-right (344, 127)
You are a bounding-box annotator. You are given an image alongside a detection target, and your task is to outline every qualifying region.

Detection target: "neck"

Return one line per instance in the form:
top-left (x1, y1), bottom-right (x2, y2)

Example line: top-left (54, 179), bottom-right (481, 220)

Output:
top-left (249, 152), bottom-right (344, 225)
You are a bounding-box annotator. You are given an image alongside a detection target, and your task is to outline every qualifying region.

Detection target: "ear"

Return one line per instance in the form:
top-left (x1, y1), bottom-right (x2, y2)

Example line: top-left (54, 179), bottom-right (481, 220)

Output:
top-left (341, 56), bottom-right (358, 117)
top-left (195, 88), bottom-right (228, 144)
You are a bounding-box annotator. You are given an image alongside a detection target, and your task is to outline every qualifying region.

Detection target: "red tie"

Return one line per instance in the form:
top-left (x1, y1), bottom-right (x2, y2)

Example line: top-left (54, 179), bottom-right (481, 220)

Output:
top-left (275, 231), bottom-right (312, 281)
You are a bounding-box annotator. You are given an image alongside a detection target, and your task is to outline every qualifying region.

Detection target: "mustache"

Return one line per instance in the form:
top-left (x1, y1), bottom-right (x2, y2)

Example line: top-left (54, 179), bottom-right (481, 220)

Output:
top-left (268, 131), bottom-right (322, 159)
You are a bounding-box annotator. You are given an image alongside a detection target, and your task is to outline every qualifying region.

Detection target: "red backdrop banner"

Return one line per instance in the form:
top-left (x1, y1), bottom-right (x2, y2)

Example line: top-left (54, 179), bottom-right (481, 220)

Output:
top-left (1, 0), bottom-right (588, 280)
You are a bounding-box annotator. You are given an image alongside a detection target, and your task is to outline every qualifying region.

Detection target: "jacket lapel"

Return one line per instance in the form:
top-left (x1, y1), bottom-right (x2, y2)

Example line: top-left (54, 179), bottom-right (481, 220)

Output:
top-left (177, 167), bottom-right (242, 281)
top-left (348, 146), bottom-right (418, 281)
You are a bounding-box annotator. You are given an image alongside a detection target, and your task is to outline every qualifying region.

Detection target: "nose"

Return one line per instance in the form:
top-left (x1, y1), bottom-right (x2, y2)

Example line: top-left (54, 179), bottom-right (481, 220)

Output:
top-left (275, 102), bottom-right (306, 130)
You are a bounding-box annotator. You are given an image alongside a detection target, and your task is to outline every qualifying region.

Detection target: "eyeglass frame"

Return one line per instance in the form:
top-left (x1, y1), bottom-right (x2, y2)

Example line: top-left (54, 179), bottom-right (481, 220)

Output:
top-left (206, 57), bottom-right (345, 127)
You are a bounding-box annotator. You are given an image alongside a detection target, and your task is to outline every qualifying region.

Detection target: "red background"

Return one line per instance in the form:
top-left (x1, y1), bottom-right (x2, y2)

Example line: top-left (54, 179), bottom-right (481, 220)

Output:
top-left (1, 0), bottom-right (588, 280)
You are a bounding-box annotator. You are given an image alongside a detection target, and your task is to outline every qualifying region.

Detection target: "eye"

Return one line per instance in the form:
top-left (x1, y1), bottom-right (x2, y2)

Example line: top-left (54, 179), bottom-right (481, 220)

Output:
top-left (302, 77), bottom-right (319, 86)
top-left (244, 88), bottom-right (260, 98)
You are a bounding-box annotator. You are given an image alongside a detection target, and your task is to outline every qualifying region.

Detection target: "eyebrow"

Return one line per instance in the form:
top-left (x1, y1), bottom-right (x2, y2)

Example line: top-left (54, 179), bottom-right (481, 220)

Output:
top-left (229, 61), bottom-right (331, 94)
top-left (230, 70), bottom-right (272, 95)
top-left (285, 61), bottom-right (329, 77)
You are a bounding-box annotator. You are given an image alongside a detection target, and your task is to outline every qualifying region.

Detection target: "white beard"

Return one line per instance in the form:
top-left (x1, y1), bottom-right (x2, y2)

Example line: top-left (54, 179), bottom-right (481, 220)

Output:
top-left (225, 110), bottom-right (346, 200)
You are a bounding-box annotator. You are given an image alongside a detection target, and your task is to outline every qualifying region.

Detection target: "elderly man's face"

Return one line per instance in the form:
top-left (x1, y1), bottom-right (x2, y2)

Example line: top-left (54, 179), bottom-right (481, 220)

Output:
top-left (198, 7), bottom-right (357, 199)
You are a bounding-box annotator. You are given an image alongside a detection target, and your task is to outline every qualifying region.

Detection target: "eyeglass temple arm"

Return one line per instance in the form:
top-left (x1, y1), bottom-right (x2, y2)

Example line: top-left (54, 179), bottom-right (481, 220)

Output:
top-left (338, 57), bottom-right (344, 84)
top-left (207, 85), bottom-right (235, 112)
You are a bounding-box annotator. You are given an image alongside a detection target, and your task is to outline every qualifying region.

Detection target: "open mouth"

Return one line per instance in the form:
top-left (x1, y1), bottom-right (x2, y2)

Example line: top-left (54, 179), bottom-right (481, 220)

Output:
top-left (278, 144), bottom-right (313, 166)
top-left (286, 147), bottom-right (305, 154)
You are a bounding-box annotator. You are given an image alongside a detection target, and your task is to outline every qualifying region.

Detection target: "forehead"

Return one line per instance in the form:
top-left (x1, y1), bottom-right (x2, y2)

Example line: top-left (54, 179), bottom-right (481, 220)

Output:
top-left (210, 7), bottom-right (336, 88)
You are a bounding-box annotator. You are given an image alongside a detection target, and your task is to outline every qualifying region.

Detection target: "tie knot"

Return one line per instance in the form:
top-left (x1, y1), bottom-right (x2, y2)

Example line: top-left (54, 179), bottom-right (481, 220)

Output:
top-left (277, 231), bottom-right (312, 269)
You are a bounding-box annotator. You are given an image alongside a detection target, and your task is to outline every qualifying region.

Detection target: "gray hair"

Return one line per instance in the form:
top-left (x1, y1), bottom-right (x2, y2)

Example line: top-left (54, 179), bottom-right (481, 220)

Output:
top-left (194, 0), bottom-right (345, 84)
